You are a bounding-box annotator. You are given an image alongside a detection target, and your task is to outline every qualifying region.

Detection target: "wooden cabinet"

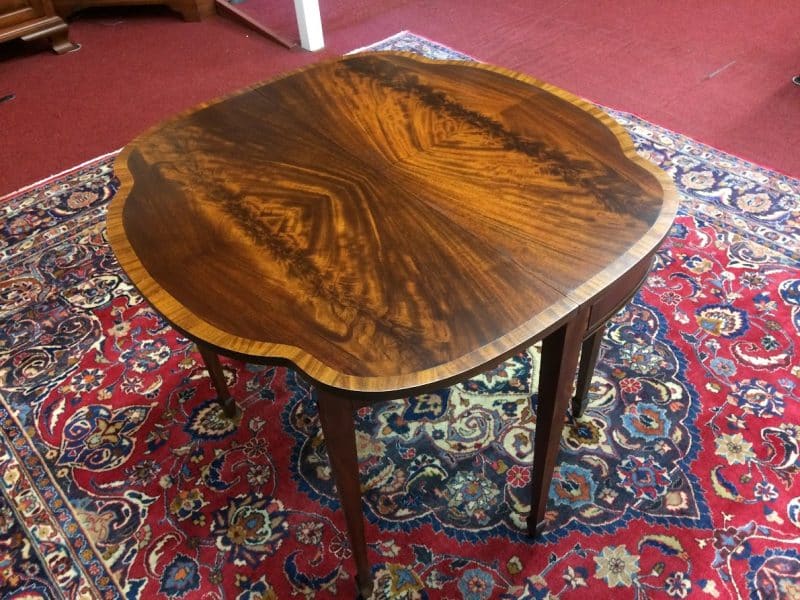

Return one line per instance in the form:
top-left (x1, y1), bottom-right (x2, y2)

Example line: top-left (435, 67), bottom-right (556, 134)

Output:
top-left (52, 0), bottom-right (214, 22)
top-left (0, 0), bottom-right (77, 53)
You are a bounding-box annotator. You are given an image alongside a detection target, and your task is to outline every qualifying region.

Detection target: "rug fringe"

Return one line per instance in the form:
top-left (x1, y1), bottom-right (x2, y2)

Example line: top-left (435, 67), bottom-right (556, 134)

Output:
top-left (347, 30), bottom-right (409, 54)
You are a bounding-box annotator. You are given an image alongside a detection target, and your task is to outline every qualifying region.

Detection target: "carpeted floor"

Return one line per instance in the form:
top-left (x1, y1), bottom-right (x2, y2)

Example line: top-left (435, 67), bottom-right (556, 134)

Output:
top-left (1, 33), bottom-right (800, 600)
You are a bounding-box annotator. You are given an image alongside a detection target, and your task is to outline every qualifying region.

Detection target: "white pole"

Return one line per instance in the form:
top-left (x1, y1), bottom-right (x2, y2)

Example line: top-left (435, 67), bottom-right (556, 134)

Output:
top-left (293, 0), bottom-right (324, 51)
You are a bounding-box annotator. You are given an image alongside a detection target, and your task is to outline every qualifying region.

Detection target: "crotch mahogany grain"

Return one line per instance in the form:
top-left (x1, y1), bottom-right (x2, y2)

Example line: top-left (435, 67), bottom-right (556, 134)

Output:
top-left (107, 52), bottom-right (678, 598)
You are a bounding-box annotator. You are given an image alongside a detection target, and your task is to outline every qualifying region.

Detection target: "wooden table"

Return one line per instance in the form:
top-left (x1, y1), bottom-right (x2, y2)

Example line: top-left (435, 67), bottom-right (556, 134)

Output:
top-left (107, 52), bottom-right (678, 597)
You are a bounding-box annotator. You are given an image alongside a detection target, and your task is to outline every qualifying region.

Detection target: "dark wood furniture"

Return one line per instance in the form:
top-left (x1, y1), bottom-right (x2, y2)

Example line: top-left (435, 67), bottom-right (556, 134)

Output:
top-left (107, 52), bottom-right (678, 598)
top-left (51, 0), bottom-right (321, 51)
top-left (52, 0), bottom-right (213, 22)
top-left (0, 0), bottom-right (77, 53)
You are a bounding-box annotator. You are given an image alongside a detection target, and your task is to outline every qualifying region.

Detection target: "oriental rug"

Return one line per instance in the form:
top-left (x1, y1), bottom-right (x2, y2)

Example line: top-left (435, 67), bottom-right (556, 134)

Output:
top-left (1, 32), bottom-right (800, 600)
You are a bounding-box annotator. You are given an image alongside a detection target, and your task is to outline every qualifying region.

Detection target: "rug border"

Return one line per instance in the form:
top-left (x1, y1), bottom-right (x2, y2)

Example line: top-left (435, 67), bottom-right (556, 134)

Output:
top-left (0, 149), bottom-right (121, 204)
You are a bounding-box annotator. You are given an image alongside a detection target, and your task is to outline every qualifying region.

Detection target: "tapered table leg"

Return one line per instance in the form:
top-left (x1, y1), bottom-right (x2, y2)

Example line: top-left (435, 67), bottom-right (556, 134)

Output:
top-left (528, 306), bottom-right (590, 536)
top-left (196, 342), bottom-right (241, 420)
top-left (571, 323), bottom-right (606, 418)
top-left (316, 389), bottom-right (373, 599)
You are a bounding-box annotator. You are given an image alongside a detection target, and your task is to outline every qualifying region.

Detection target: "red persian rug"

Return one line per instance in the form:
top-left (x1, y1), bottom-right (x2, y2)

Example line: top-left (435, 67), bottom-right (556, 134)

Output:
top-left (2, 33), bottom-right (800, 600)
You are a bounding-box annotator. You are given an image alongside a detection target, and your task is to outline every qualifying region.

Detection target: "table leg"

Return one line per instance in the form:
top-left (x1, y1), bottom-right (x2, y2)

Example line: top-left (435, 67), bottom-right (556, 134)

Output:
top-left (195, 342), bottom-right (241, 420)
top-left (527, 306), bottom-right (590, 536)
top-left (316, 389), bottom-right (373, 599)
top-left (571, 323), bottom-right (606, 418)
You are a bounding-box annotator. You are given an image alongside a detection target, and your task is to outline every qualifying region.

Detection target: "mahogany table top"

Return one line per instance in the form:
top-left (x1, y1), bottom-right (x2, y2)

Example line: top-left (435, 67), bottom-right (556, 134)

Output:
top-left (107, 52), bottom-right (678, 396)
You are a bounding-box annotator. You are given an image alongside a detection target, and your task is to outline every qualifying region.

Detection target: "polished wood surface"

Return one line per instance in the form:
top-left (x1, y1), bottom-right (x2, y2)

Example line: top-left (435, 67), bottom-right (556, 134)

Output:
top-left (108, 53), bottom-right (678, 597)
top-left (108, 52), bottom-right (677, 397)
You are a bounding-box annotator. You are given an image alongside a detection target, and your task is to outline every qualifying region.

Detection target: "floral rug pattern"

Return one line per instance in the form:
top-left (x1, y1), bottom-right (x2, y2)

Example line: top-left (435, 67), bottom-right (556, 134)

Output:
top-left (1, 33), bottom-right (800, 600)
